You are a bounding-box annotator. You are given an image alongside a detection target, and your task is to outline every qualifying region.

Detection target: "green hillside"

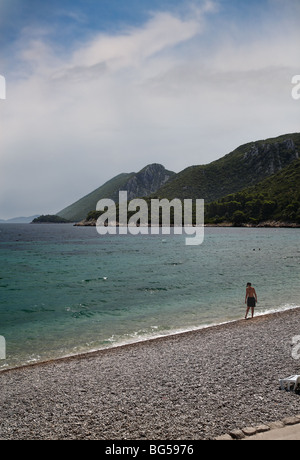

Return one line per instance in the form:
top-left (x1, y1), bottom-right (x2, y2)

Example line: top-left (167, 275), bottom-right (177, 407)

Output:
top-left (56, 133), bottom-right (300, 224)
top-left (85, 159), bottom-right (300, 227)
top-left (31, 215), bottom-right (71, 224)
top-left (205, 159), bottom-right (300, 225)
top-left (154, 133), bottom-right (300, 203)
top-left (57, 173), bottom-right (135, 222)
top-left (57, 164), bottom-right (175, 222)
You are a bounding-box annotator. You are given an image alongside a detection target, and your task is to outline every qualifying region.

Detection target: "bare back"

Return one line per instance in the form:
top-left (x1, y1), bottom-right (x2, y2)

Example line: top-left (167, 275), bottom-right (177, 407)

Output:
top-left (246, 286), bottom-right (256, 298)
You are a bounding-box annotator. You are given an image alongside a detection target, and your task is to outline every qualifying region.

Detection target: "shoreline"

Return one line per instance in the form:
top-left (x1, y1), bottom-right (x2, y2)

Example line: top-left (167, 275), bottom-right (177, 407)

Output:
top-left (1, 306), bottom-right (299, 376)
top-left (0, 308), bottom-right (300, 440)
top-left (1, 307), bottom-right (300, 440)
top-left (74, 219), bottom-right (300, 228)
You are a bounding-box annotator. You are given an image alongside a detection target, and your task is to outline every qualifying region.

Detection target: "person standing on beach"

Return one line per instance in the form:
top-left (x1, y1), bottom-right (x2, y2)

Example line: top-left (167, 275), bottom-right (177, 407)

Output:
top-left (245, 283), bottom-right (257, 319)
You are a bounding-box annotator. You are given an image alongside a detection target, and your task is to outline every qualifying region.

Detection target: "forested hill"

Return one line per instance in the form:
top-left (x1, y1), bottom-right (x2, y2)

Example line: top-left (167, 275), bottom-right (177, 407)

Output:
top-left (205, 158), bottom-right (300, 225)
top-left (153, 133), bottom-right (300, 203)
top-left (57, 164), bottom-right (175, 222)
top-left (53, 133), bottom-right (300, 225)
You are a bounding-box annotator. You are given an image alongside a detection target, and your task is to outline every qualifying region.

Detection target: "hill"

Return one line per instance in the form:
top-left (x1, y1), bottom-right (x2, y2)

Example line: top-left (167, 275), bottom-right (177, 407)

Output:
top-left (0, 215), bottom-right (40, 224)
top-left (153, 133), bottom-right (300, 202)
top-left (57, 164), bottom-right (175, 222)
top-left (57, 172), bottom-right (134, 222)
top-left (31, 215), bottom-right (71, 224)
top-left (55, 132), bottom-right (300, 224)
top-left (205, 158), bottom-right (300, 225)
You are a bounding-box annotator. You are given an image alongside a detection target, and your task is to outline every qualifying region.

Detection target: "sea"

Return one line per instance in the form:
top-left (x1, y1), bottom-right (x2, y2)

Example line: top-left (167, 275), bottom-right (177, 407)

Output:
top-left (0, 223), bottom-right (299, 370)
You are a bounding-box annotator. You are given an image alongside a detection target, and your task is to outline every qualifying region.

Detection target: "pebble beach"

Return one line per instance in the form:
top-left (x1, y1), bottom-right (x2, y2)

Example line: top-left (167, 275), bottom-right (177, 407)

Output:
top-left (1, 308), bottom-right (300, 440)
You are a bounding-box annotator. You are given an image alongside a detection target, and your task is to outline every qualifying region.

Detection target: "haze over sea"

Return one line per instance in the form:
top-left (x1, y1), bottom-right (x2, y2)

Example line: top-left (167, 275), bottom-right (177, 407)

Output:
top-left (0, 224), bottom-right (299, 370)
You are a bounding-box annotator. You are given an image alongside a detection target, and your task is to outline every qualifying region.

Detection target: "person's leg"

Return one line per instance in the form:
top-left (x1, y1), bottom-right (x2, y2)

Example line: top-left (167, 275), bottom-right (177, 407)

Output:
top-left (251, 307), bottom-right (255, 319)
top-left (245, 306), bottom-right (250, 319)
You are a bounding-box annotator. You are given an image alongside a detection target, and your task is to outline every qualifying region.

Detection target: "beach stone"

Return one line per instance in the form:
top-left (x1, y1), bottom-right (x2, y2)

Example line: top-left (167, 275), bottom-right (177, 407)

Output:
top-left (215, 434), bottom-right (233, 441)
top-left (267, 421), bottom-right (285, 430)
top-left (256, 424), bottom-right (270, 433)
top-left (282, 416), bottom-right (300, 426)
top-left (229, 429), bottom-right (245, 440)
top-left (242, 427), bottom-right (257, 437)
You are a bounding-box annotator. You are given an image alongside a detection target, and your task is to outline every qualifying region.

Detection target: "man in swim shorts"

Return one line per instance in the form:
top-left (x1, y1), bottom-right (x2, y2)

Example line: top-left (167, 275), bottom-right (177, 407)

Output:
top-left (245, 283), bottom-right (258, 319)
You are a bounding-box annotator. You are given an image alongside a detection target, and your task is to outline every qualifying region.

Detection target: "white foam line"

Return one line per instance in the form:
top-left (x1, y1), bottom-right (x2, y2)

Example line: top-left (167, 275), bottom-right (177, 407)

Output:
top-left (85, 304), bottom-right (300, 353)
top-left (1, 304), bottom-right (299, 372)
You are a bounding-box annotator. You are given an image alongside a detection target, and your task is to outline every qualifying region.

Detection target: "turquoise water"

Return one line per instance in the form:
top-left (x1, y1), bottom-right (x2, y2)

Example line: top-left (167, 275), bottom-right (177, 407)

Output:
top-left (0, 224), bottom-right (299, 370)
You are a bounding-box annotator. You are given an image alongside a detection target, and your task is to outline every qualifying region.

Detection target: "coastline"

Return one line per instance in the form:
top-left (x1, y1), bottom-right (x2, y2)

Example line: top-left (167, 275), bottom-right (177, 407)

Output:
top-left (74, 219), bottom-right (300, 228)
top-left (1, 307), bottom-right (300, 440)
top-left (1, 305), bottom-right (299, 375)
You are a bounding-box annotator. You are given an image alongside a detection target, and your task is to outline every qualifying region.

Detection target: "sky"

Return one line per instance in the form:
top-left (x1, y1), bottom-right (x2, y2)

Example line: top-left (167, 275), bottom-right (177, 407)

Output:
top-left (0, 0), bottom-right (299, 219)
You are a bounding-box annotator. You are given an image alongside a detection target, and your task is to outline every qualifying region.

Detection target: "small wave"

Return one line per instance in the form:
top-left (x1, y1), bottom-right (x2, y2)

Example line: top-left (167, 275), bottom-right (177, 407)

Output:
top-left (82, 277), bottom-right (108, 283)
top-left (137, 287), bottom-right (168, 293)
top-left (89, 303), bottom-right (300, 351)
top-left (72, 311), bottom-right (95, 318)
top-left (3, 304), bottom-right (299, 372)
top-left (21, 307), bottom-right (56, 314)
top-left (255, 303), bottom-right (300, 317)
top-left (164, 262), bottom-right (184, 266)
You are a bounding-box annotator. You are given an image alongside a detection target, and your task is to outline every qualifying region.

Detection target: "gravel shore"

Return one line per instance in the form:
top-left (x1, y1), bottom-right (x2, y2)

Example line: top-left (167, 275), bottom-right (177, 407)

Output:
top-left (1, 308), bottom-right (300, 440)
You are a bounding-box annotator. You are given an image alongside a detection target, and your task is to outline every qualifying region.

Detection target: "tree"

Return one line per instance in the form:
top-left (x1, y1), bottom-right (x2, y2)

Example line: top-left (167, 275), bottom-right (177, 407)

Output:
top-left (260, 201), bottom-right (277, 221)
top-left (232, 210), bottom-right (247, 226)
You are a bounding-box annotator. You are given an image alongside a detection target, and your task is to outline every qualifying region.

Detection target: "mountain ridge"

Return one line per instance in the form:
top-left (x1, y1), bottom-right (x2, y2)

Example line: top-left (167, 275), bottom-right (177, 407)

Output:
top-left (56, 132), bottom-right (300, 224)
top-left (0, 215), bottom-right (40, 224)
top-left (205, 158), bottom-right (300, 225)
top-left (57, 164), bottom-right (175, 222)
top-left (153, 133), bottom-right (300, 202)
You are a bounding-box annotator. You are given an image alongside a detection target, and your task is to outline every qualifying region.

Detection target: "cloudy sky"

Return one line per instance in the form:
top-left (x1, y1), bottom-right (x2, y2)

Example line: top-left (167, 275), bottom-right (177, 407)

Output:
top-left (0, 0), bottom-right (299, 219)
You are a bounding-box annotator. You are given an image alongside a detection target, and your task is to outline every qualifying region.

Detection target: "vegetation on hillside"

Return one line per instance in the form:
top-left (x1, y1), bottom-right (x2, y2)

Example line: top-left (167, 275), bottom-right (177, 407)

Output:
top-left (84, 159), bottom-right (300, 227)
top-left (53, 133), bottom-right (300, 227)
top-left (155, 133), bottom-right (300, 203)
top-left (205, 159), bottom-right (300, 225)
top-left (56, 173), bottom-right (135, 222)
top-left (32, 215), bottom-right (71, 224)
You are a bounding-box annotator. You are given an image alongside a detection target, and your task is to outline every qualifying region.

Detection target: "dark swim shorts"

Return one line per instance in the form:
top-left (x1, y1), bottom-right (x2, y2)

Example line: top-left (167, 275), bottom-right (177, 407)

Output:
top-left (247, 297), bottom-right (256, 308)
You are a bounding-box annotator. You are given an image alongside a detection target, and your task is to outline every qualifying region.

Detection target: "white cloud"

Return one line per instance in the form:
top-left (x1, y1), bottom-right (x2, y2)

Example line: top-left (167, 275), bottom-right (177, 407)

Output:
top-left (0, 1), bottom-right (299, 219)
top-left (71, 12), bottom-right (201, 71)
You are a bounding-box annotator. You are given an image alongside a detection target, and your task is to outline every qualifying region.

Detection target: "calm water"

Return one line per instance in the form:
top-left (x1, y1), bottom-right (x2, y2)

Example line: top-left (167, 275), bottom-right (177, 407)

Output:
top-left (0, 224), bottom-right (299, 370)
